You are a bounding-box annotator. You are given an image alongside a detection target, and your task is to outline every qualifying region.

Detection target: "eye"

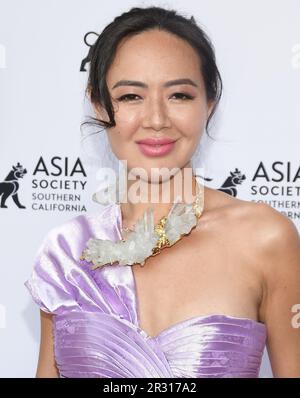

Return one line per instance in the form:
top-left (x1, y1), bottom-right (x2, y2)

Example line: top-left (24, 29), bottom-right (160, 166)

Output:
top-left (116, 92), bottom-right (195, 102)
top-left (170, 92), bottom-right (194, 100)
top-left (116, 94), bottom-right (141, 102)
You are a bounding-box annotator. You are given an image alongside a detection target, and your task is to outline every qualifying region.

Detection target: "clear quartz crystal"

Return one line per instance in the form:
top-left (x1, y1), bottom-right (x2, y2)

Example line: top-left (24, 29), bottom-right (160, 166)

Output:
top-left (81, 180), bottom-right (204, 269)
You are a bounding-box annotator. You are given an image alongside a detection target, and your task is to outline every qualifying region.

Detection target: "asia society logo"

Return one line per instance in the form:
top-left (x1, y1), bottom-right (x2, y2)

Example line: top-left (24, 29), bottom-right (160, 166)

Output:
top-left (32, 156), bottom-right (87, 211)
top-left (251, 161), bottom-right (300, 219)
top-left (212, 161), bottom-right (299, 219)
top-left (0, 157), bottom-right (87, 212)
top-left (203, 161), bottom-right (299, 220)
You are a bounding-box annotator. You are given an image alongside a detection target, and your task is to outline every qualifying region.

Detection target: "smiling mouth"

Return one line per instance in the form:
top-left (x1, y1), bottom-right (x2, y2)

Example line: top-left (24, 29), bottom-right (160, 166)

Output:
top-left (136, 140), bottom-right (177, 157)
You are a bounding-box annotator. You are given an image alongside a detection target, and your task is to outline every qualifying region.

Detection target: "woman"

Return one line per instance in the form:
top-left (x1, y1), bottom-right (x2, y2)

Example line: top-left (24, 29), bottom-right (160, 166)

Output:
top-left (25, 6), bottom-right (300, 378)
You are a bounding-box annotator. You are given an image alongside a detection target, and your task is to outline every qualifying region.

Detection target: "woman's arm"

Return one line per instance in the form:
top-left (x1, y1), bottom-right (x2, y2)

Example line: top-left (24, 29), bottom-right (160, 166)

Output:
top-left (259, 204), bottom-right (300, 377)
top-left (36, 310), bottom-right (59, 378)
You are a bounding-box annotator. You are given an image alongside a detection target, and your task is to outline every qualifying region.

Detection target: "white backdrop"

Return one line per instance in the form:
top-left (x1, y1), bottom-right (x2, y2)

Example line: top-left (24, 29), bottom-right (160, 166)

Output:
top-left (0, 0), bottom-right (299, 377)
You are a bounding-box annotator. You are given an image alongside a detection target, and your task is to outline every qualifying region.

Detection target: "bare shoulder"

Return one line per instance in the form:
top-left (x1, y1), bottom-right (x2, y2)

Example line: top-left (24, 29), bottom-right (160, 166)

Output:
top-left (206, 186), bottom-right (300, 295)
top-left (246, 200), bottom-right (300, 283)
top-left (232, 197), bottom-right (300, 261)
top-left (203, 185), bottom-right (299, 246)
top-left (202, 185), bottom-right (300, 269)
top-left (250, 201), bottom-right (300, 249)
top-left (201, 185), bottom-right (258, 232)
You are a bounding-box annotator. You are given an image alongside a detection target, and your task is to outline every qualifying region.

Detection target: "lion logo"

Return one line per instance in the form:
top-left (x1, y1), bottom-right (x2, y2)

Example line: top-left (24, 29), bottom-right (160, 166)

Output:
top-left (218, 168), bottom-right (246, 197)
top-left (0, 162), bottom-right (27, 208)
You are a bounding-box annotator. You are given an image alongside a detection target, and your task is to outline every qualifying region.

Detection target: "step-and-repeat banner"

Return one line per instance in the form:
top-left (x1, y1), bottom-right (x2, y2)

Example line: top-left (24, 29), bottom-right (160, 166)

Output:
top-left (0, 0), bottom-right (299, 377)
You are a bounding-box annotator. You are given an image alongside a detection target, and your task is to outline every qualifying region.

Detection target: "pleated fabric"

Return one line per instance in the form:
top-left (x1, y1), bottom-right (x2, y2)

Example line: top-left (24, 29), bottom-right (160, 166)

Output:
top-left (25, 203), bottom-right (267, 378)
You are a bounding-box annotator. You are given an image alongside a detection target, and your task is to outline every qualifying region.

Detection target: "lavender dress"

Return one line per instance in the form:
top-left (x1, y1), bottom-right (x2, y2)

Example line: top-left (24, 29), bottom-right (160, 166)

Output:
top-left (25, 203), bottom-right (267, 378)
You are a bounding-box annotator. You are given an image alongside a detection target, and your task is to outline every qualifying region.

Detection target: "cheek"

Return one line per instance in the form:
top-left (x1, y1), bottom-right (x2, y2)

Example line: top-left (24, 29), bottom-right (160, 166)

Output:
top-left (171, 104), bottom-right (207, 139)
top-left (106, 124), bottom-right (138, 161)
top-left (106, 110), bottom-right (139, 156)
top-left (114, 109), bottom-right (140, 139)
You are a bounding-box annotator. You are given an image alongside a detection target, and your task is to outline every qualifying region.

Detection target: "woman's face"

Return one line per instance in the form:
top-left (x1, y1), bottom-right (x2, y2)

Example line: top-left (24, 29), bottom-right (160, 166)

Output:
top-left (93, 29), bottom-right (214, 181)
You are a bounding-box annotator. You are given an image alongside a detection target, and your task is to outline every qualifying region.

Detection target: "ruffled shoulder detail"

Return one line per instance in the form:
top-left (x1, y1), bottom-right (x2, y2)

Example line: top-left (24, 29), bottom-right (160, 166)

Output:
top-left (24, 204), bottom-right (137, 322)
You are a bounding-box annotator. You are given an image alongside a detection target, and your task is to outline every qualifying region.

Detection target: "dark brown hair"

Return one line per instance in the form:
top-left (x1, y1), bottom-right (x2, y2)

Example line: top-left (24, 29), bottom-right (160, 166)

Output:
top-left (81, 6), bottom-right (223, 140)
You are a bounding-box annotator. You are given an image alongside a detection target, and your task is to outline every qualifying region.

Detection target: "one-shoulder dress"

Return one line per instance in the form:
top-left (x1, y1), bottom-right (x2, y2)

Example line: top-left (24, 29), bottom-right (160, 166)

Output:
top-left (24, 203), bottom-right (267, 378)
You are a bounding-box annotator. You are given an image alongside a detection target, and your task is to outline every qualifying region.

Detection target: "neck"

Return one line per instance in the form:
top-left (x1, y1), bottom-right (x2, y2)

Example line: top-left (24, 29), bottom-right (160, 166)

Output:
top-left (119, 165), bottom-right (199, 229)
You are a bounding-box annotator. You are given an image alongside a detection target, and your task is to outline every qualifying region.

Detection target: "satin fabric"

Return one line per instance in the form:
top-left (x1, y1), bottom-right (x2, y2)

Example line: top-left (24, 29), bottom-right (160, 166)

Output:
top-left (25, 203), bottom-right (267, 378)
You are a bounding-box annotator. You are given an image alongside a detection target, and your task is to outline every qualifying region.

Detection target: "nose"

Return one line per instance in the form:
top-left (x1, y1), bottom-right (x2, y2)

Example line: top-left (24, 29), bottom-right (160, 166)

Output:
top-left (141, 95), bottom-right (171, 131)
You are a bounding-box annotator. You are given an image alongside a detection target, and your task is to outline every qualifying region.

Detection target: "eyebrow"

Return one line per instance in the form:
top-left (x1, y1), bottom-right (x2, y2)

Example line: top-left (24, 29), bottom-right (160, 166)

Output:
top-left (111, 78), bottom-right (199, 90)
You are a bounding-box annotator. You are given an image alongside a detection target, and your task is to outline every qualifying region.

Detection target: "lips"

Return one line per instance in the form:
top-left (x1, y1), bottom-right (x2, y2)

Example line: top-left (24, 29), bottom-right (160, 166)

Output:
top-left (136, 137), bottom-right (176, 146)
top-left (136, 137), bottom-right (177, 157)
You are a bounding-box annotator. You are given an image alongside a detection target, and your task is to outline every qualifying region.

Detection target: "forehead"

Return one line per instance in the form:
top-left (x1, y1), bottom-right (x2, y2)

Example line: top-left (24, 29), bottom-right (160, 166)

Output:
top-left (106, 29), bottom-right (202, 86)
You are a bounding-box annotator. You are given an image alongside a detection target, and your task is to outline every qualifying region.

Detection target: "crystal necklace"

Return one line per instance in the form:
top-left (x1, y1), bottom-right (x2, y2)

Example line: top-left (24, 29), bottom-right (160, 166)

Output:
top-left (79, 177), bottom-right (204, 270)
